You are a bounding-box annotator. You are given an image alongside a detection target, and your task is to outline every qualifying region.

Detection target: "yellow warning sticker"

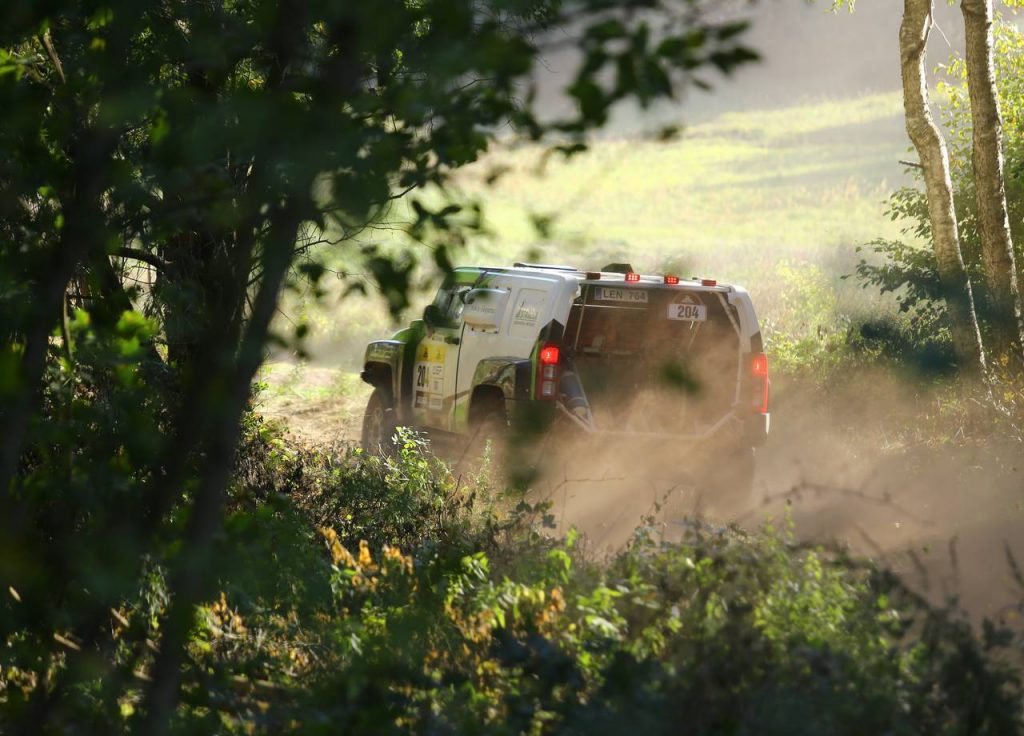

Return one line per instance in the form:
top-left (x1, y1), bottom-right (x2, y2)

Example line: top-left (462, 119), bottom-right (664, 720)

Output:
top-left (416, 342), bottom-right (446, 363)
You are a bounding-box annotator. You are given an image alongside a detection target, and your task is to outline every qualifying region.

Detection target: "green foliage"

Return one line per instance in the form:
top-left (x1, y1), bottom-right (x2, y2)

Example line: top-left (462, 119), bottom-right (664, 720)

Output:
top-left (0, 1), bottom-right (762, 731)
top-left (854, 16), bottom-right (1024, 367)
top-left (10, 417), bottom-right (1015, 734)
top-left (1, 1), bottom-right (1021, 732)
top-left (762, 260), bottom-right (851, 377)
top-left (4, 401), bottom-right (1020, 733)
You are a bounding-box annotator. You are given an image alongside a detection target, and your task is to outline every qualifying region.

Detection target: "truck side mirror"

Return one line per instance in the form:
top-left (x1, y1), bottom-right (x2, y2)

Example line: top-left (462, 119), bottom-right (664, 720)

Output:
top-left (422, 304), bottom-right (444, 327)
top-left (462, 288), bottom-right (509, 332)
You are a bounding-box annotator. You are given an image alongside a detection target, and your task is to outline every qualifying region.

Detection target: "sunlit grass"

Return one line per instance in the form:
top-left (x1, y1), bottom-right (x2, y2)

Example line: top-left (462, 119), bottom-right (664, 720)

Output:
top-left (287, 92), bottom-right (914, 365)
top-left (705, 91), bottom-right (903, 141)
top-left (456, 92), bottom-right (908, 269)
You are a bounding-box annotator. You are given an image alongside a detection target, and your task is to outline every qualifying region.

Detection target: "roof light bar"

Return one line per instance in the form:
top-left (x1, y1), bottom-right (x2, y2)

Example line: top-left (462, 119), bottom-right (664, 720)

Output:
top-left (625, 272), bottom-right (641, 283)
top-left (664, 275), bottom-right (680, 285)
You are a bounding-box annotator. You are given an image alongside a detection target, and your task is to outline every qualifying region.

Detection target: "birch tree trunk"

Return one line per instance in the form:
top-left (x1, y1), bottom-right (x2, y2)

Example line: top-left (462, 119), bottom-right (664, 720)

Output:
top-left (961, 0), bottom-right (1024, 366)
top-left (900, 0), bottom-right (986, 374)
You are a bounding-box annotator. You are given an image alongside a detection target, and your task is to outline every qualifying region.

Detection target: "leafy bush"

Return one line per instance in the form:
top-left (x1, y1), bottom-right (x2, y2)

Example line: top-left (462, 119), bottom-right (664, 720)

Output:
top-left (852, 19), bottom-right (1024, 370)
top-left (761, 260), bottom-right (851, 377)
top-left (10, 417), bottom-right (1017, 734)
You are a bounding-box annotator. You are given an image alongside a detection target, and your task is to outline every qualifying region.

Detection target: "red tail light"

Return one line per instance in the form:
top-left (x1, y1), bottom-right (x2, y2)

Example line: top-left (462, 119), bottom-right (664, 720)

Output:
top-left (625, 272), bottom-right (641, 283)
top-left (537, 344), bottom-right (561, 400)
top-left (664, 275), bottom-right (680, 285)
top-left (749, 352), bottom-right (769, 414)
top-left (701, 278), bottom-right (717, 287)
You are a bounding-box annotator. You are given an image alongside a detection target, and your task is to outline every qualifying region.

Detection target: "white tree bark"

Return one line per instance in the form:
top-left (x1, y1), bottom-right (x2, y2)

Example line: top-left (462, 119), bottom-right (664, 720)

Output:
top-left (961, 0), bottom-right (1024, 365)
top-left (900, 0), bottom-right (986, 373)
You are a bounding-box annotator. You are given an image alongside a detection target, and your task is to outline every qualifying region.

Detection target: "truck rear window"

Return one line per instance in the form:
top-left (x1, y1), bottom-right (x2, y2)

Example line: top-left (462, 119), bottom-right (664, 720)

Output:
top-left (564, 286), bottom-right (740, 434)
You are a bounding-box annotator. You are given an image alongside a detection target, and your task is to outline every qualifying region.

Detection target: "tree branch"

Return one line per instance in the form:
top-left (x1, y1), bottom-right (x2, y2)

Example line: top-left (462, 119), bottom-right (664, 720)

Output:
top-left (114, 247), bottom-right (168, 272)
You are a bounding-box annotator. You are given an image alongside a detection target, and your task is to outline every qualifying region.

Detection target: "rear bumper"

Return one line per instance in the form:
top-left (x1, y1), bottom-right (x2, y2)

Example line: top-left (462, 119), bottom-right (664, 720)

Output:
top-left (745, 413), bottom-right (770, 447)
top-left (556, 405), bottom-right (768, 445)
top-left (511, 401), bottom-right (770, 448)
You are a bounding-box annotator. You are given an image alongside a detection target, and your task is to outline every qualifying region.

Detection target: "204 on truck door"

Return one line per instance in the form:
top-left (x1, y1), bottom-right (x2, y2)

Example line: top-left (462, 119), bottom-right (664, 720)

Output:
top-left (412, 281), bottom-right (470, 432)
top-left (411, 334), bottom-right (460, 430)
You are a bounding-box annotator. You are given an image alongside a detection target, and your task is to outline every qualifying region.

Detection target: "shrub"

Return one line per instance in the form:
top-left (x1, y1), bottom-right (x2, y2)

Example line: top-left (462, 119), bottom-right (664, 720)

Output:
top-left (4, 416), bottom-right (1020, 733)
top-left (136, 421), bottom-right (1024, 732)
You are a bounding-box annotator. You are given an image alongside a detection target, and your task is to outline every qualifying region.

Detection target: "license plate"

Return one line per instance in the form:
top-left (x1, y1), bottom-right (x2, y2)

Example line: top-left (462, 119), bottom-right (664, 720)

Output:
top-left (594, 287), bottom-right (648, 303)
top-left (667, 302), bottom-right (707, 321)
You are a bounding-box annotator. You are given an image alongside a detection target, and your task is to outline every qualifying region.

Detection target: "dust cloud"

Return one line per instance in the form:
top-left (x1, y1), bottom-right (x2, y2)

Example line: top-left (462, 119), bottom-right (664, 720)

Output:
top-left (521, 367), bottom-right (1024, 628)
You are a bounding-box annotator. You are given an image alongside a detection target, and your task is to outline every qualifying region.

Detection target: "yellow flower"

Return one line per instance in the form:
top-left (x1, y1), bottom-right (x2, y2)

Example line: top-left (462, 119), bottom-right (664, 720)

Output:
top-left (319, 527), bottom-right (357, 568)
top-left (382, 545), bottom-right (414, 575)
top-left (358, 540), bottom-right (374, 569)
top-left (549, 587), bottom-right (566, 612)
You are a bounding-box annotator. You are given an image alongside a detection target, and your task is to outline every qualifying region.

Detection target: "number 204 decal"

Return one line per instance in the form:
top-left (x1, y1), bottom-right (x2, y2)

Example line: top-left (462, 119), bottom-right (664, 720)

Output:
top-left (667, 302), bottom-right (707, 321)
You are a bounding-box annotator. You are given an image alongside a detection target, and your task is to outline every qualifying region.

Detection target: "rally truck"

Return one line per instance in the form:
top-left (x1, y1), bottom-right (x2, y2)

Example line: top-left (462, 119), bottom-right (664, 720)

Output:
top-left (360, 263), bottom-right (770, 491)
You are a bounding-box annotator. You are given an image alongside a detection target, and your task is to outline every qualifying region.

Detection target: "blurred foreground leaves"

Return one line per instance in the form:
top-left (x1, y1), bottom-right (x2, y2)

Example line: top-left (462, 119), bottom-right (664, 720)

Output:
top-left (0, 0), bottom-right (768, 731)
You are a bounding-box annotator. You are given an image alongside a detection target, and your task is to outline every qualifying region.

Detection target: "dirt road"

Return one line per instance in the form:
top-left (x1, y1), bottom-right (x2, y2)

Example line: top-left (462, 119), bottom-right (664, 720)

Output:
top-left (259, 361), bottom-right (1024, 624)
top-left (532, 374), bottom-right (1024, 625)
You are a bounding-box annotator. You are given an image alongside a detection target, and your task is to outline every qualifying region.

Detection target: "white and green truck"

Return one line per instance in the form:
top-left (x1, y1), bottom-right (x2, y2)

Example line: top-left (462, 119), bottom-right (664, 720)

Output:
top-left (361, 263), bottom-right (770, 489)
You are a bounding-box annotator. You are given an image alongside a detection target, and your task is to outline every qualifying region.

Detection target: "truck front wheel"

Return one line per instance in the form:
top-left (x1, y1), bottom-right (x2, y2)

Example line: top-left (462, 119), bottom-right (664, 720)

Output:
top-left (361, 387), bottom-right (397, 456)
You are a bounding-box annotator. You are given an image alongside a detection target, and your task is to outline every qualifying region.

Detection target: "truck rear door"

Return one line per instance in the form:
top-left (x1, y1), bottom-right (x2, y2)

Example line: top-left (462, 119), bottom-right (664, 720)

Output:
top-left (565, 282), bottom-right (742, 438)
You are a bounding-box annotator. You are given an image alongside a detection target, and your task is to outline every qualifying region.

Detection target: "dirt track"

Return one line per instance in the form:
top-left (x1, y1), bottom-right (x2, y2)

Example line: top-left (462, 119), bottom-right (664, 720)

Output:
top-left (260, 361), bottom-right (1024, 624)
top-left (533, 374), bottom-right (1024, 626)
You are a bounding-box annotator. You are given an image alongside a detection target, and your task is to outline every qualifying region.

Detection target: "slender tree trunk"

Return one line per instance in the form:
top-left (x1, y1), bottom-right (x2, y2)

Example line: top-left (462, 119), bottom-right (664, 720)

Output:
top-left (139, 202), bottom-right (300, 736)
top-left (900, 0), bottom-right (986, 374)
top-left (0, 129), bottom-right (114, 502)
top-left (961, 0), bottom-right (1024, 366)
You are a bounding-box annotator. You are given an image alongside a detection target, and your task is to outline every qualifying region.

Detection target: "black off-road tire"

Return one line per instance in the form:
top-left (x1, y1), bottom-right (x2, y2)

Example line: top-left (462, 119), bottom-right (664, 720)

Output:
top-left (361, 387), bottom-right (397, 456)
top-left (461, 397), bottom-right (510, 472)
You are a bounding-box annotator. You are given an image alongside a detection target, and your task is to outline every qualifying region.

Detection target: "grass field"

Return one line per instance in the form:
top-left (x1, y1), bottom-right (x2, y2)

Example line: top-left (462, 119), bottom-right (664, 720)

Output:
top-left (457, 92), bottom-right (908, 271)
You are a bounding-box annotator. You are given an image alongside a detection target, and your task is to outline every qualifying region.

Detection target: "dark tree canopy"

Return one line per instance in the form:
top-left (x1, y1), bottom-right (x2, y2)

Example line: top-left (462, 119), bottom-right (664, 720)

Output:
top-left (0, 1), bottom-right (759, 732)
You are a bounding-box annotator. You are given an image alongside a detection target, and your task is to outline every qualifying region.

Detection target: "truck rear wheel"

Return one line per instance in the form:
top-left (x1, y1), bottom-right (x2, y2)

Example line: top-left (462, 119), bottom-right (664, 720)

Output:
top-left (462, 396), bottom-right (509, 472)
top-left (361, 387), bottom-right (396, 456)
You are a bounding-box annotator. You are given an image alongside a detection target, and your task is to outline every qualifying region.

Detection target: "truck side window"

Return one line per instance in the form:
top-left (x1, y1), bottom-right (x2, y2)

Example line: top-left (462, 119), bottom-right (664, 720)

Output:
top-left (430, 284), bottom-right (472, 326)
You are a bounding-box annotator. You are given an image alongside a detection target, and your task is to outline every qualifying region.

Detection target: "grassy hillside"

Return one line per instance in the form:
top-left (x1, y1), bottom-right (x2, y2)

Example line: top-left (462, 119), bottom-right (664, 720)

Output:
top-left (287, 92), bottom-right (913, 367)
top-left (455, 91), bottom-right (907, 271)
